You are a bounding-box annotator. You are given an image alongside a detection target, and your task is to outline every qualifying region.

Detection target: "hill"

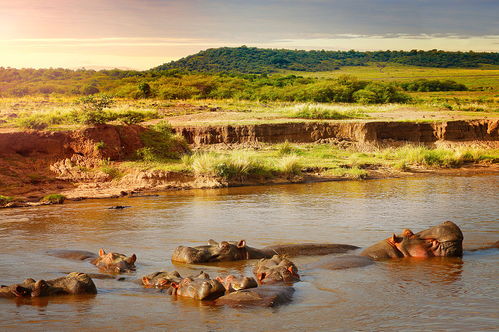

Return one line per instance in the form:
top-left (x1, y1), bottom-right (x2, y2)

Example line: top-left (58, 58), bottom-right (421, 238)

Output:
top-left (154, 46), bottom-right (499, 73)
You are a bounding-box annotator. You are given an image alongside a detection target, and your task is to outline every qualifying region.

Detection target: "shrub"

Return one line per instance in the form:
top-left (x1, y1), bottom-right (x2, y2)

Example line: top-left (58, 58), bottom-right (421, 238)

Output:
top-left (353, 82), bottom-right (411, 104)
top-left (41, 194), bottom-right (66, 204)
top-left (138, 82), bottom-right (151, 98)
top-left (74, 95), bottom-right (115, 125)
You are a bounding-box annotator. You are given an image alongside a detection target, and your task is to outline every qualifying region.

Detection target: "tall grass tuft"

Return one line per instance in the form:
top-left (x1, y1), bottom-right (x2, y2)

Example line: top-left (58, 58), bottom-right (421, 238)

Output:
top-left (276, 155), bottom-right (302, 177)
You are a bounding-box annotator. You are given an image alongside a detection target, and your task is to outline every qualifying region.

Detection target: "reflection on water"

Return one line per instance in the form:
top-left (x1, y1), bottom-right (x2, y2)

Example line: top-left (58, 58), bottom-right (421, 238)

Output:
top-left (0, 174), bottom-right (498, 331)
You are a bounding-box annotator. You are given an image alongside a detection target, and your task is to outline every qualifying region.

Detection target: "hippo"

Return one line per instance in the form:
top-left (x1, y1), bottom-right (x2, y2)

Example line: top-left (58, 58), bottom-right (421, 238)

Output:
top-left (361, 221), bottom-right (464, 260)
top-left (172, 239), bottom-right (359, 264)
top-left (141, 271), bottom-right (182, 289)
top-left (215, 285), bottom-right (295, 308)
top-left (0, 273), bottom-right (97, 298)
top-left (170, 272), bottom-right (226, 301)
top-left (215, 274), bottom-right (258, 292)
top-left (49, 248), bottom-right (137, 273)
top-left (253, 255), bottom-right (300, 284)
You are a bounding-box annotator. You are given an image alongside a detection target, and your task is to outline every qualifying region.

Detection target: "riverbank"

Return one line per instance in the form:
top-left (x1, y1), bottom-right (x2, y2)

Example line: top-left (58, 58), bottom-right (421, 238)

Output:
top-left (0, 120), bottom-right (498, 208)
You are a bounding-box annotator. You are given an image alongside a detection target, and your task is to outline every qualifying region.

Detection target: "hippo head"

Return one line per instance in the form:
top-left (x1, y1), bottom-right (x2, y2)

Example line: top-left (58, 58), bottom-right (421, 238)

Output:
top-left (216, 274), bottom-right (258, 292)
top-left (59, 272), bottom-right (97, 295)
top-left (416, 221), bottom-right (463, 257)
top-left (253, 255), bottom-right (300, 284)
top-left (171, 240), bottom-right (249, 264)
top-left (91, 249), bottom-right (137, 273)
top-left (142, 271), bottom-right (182, 289)
top-left (361, 221), bottom-right (464, 260)
top-left (171, 272), bottom-right (226, 300)
top-left (31, 280), bottom-right (50, 297)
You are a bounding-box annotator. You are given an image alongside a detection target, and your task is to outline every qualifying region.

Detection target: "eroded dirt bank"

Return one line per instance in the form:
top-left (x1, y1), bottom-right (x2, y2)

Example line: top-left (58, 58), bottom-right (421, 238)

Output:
top-left (0, 120), bottom-right (498, 206)
top-left (173, 119), bottom-right (499, 145)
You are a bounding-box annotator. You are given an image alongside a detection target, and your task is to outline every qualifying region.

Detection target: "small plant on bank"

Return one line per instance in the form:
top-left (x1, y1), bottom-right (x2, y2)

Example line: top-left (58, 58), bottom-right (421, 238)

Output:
top-left (100, 159), bottom-right (123, 180)
top-left (136, 121), bottom-right (190, 161)
top-left (41, 194), bottom-right (66, 204)
top-left (94, 141), bottom-right (106, 151)
top-left (277, 155), bottom-right (302, 177)
top-left (277, 141), bottom-right (301, 155)
top-left (0, 195), bottom-right (14, 206)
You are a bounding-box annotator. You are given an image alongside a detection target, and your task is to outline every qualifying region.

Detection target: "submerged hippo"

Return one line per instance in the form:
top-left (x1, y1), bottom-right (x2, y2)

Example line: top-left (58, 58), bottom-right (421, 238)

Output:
top-left (361, 221), bottom-right (464, 260)
top-left (253, 255), bottom-right (300, 284)
top-left (215, 285), bottom-right (295, 308)
top-left (170, 272), bottom-right (226, 301)
top-left (49, 248), bottom-right (137, 273)
top-left (215, 275), bottom-right (258, 292)
top-left (172, 239), bottom-right (359, 264)
top-left (0, 272), bottom-right (97, 298)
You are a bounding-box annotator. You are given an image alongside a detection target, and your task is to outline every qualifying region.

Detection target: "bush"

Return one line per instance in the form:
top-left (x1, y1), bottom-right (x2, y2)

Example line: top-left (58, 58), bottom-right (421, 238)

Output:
top-left (74, 95), bottom-right (114, 125)
top-left (400, 79), bottom-right (468, 92)
top-left (138, 82), bottom-right (151, 98)
top-left (353, 82), bottom-right (411, 104)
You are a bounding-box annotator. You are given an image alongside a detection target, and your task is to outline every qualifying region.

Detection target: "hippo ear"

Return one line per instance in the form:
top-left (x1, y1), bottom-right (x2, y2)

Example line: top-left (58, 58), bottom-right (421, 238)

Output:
top-left (208, 239), bottom-right (218, 246)
top-left (99, 248), bottom-right (106, 257)
top-left (391, 234), bottom-right (402, 243)
top-left (215, 276), bottom-right (224, 283)
top-left (171, 281), bottom-right (179, 289)
top-left (257, 272), bottom-right (266, 282)
top-left (142, 277), bottom-right (150, 286)
top-left (127, 254), bottom-right (137, 264)
top-left (237, 240), bottom-right (246, 248)
top-left (402, 229), bottom-right (414, 237)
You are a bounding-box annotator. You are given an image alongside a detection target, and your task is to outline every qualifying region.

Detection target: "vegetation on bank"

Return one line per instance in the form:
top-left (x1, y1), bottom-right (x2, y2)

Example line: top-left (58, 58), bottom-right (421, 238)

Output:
top-left (122, 143), bottom-right (498, 182)
top-left (41, 194), bottom-right (66, 204)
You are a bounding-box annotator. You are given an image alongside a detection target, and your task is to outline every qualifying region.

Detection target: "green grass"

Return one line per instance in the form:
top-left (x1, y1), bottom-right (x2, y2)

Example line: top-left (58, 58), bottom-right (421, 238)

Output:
top-left (286, 104), bottom-right (368, 120)
top-left (41, 194), bottom-right (66, 204)
top-left (0, 195), bottom-right (14, 206)
top-left (119, 143), bottom-right (498, 184)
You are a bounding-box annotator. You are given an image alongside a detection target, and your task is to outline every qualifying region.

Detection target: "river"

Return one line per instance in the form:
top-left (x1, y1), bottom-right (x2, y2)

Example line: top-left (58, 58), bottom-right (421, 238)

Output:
top-left (0, 174), bottom-right (498, 331)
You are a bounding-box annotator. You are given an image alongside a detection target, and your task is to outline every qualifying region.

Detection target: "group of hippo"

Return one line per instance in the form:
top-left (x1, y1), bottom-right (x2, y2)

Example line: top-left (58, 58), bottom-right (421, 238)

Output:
top-left (1, 221), bottom-right (496, 307)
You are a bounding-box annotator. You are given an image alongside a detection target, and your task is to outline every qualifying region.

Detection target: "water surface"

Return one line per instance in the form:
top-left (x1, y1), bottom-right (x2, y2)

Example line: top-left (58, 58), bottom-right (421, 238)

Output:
top-left (1, 174), bottom-right (498, 331)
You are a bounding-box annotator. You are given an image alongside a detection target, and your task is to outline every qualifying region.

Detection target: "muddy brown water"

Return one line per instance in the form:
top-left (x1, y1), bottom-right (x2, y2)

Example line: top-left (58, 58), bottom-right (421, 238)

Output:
top-left (0, 174), bottom-right (498, 331)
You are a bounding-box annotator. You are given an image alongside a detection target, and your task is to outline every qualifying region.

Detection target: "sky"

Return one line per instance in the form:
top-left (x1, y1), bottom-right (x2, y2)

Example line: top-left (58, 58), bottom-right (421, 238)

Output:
top-left (1, 0), bottom-right (498, 70)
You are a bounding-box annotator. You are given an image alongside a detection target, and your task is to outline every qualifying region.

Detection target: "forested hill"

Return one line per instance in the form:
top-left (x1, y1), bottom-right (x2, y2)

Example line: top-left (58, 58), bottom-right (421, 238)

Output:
top-left (154, 46), bottom-right (499, 73)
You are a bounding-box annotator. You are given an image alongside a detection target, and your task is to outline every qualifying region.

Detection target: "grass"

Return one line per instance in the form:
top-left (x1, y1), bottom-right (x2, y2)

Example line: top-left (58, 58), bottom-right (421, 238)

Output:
top-left (0, 195), bottom-right (14, 206)
top-left (122, 143), bottom-right (498, 184)
top-left (285, 104), bottom-right (368, 120)
top-left (136, 121), bottom-right (190, 161)
top-left (41, 194), bottom-right (66, 204)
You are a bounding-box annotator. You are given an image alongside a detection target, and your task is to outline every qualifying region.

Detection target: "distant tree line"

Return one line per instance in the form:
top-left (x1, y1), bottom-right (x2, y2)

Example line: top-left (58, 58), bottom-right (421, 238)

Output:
top-left (0, 68), bottom-right (469, 104)
top-left (155, 46), bottom-right (499, 73)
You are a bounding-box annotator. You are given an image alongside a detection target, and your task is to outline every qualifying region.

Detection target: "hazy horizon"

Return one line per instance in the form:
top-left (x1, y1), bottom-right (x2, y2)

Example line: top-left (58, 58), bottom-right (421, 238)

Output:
top-left (1, 0), bottom-right (498, 70)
